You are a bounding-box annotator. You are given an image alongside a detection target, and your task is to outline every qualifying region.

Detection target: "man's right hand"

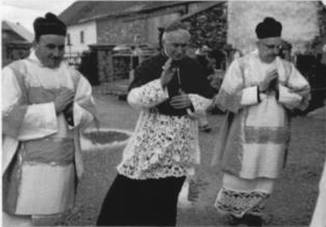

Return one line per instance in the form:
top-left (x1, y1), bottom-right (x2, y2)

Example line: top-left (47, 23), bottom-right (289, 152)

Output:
top-left (259, 69), bottom-right (278, 92)
top-left (54, 89), bottom-right (74, 114)
top-left (160, 58), bottom-right (176, 87)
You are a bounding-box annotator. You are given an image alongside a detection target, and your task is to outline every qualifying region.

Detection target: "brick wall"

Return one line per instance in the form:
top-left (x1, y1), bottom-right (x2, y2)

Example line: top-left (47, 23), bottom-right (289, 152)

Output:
top-left (96, 3), bottom-right (215, 46)
top-left (97, 18), bottom-right (148, 44)
top-left (96, 4), bottom-right (189, 45)
top-left (95, 2), bottom-right (228, 82)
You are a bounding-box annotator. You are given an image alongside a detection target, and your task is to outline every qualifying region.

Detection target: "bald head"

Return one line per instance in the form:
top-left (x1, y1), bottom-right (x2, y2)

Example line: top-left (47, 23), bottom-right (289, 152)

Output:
top-left (162, 29), bottom-right (191, 44)
top-left (162, 23), bottom-right (191, 60)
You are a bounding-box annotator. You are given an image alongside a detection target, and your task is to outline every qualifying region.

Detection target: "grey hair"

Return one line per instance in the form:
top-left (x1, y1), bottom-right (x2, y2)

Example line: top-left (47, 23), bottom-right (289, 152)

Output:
top-left (162, 22), bottom-right (190, 42)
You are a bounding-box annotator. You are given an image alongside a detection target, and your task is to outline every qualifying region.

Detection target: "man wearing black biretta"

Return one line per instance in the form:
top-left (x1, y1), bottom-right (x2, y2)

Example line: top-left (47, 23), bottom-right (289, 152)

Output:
top-left (256, 17), bottom-right (282, 39)
top-left (2, 11), bottom-right (97, 227)
top-left (34, 12), bottom-right (67, 41)
top-left (212, 16), bottom-right (310, 226)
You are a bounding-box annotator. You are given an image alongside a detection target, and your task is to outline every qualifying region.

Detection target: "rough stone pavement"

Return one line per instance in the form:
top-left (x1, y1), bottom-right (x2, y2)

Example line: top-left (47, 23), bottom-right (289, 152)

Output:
top-left (44, 94), bottom-right (324, 226)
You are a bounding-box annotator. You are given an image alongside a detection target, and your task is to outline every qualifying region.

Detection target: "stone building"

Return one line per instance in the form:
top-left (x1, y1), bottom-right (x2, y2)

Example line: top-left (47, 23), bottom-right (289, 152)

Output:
top-left (59, 1), bottom-right (215, 54)
top-left (59, 1), bottom-right (217, 83)
top-left (59, 1), bottom-right (326, 85)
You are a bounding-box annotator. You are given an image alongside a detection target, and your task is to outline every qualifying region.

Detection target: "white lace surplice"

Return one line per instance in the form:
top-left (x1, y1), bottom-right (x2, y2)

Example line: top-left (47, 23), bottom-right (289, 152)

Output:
top-left (117, 79), bottom-right (212, 179)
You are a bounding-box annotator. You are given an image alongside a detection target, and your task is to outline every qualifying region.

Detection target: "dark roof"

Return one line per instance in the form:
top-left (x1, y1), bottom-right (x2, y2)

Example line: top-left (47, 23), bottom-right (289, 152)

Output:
top-left (59, 1), bottom-right (193, 26)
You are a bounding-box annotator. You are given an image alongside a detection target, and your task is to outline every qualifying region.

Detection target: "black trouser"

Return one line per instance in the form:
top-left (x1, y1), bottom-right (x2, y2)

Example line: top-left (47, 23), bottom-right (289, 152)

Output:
top-left (97, 174), bottom-right (186, 226)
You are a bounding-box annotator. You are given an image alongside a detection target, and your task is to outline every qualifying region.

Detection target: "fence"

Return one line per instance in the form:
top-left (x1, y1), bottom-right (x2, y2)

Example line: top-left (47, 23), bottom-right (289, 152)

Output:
top-left (64, 52), bottom-right (82, 69)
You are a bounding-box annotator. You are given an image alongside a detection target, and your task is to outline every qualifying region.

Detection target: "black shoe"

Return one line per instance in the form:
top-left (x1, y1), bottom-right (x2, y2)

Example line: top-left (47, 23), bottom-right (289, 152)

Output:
top-left (243, 214), bottom-right (263, 227)
top-left (224, 214), bottom-right (243, 226)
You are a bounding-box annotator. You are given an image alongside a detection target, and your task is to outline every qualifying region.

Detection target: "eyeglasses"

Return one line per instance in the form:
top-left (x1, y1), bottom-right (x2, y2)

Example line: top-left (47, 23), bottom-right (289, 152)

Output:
top-left (261, 42), bottom-right (282, 50)
top-left (171, 43), bottom-right (188, 48)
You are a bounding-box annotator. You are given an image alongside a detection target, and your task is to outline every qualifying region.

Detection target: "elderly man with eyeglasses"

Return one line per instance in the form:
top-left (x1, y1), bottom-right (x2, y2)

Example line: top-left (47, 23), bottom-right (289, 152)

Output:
top-left (97, 22), bottom-right (215, 226)
top-left (212, 17), bottom-right (310, 226)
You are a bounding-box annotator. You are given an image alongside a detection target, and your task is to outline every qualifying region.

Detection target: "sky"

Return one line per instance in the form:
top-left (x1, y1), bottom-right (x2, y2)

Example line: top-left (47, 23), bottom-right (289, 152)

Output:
top-left (2, 0), bottom-right (76, 33)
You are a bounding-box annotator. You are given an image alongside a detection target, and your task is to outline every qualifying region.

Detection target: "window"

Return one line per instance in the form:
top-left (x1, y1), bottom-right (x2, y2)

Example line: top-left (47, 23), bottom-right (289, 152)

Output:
top-left (80, 31), bottom-right (84, 44)
top-left (67, 33), bottom-right (71, 46)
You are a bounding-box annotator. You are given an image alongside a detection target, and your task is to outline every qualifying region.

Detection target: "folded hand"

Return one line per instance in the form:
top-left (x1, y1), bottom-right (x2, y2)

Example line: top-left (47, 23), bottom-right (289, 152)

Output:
top-left (170, 94), bottom-right (192, 109)
top-left (260, 69), bottom-right (278, 92)
top-left (54, 90), bottom-right (74, 114)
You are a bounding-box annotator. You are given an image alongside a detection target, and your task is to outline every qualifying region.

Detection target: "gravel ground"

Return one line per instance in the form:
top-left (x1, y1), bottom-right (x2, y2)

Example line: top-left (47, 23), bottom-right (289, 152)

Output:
top-left (58, 95), bottom-right (325, 227)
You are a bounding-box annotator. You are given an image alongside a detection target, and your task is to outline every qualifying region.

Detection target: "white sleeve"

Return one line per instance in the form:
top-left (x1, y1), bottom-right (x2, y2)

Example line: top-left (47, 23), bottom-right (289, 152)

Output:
top-left (73, 76), bottom-right (96, 129)
top-left (215, 60), bottom-right (260, 113)
top-left (278, 63), bottom-right (310, 110)
top-left (2, 66), bottom-right (58, 140)
top-left (127, 79), bottom-right (169, 110)
top-left (278, 84), bottom-right (303, 110)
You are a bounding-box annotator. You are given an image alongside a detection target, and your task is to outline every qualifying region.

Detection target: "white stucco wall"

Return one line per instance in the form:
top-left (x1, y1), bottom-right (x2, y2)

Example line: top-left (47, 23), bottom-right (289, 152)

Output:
top-left (66, 21), bottom-right (97, 54)
top-left (227, 1), bottom-right (320, 54)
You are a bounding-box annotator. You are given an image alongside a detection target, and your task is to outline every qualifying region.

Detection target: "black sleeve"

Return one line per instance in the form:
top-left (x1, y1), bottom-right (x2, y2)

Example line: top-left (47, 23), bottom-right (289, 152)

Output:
top-left (128, 56), bottom-right (164, 92)
top-left (128, 59), bottom-right (153, 91)
top-left (63, 102), bottom-right (74, 126)
top-left (193, 61), bottom-right (216, 99)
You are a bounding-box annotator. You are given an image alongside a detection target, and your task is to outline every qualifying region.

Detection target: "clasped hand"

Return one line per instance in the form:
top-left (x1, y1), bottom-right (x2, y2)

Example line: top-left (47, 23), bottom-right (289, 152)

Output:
top-left (161, 58), bottom-right (192, 109)
top-left (54, 89), bottom-right (74, 114)
top-left (170, 91), bottom-right (192, 109)
top-left (259, 69), bottom-right (279, 93)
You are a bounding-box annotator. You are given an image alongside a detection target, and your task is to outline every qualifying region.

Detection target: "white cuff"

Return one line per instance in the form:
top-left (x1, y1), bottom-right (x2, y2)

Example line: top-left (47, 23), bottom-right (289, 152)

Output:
top-left (187, 94), bottom-right (212, 118)
top-left (240, 86), bottom-right (259, 106)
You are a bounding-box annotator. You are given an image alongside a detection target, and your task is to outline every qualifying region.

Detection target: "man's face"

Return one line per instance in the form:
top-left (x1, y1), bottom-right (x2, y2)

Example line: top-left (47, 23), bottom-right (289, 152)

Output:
top-left (163, 29), bottom-right (190, 61)
top-left (34, 34), bottom-right (65, 68)
top-left (257, 37), bottom-right (282, 63)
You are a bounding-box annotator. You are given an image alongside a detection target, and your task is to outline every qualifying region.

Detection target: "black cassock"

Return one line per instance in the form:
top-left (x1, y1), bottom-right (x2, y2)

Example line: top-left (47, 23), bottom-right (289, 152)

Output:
top-left (97, 53), bottom-right (215, 226)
